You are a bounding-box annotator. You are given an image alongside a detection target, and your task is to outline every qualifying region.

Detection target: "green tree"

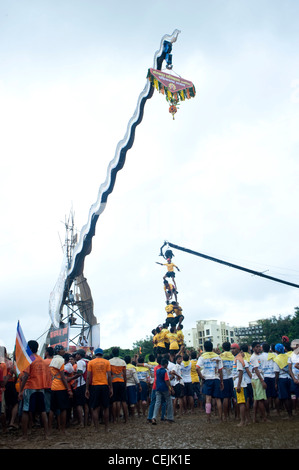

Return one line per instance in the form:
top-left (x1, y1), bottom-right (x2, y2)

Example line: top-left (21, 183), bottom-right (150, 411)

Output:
top-left (259, 314), bottom-right (293, 345)
top-left (132, 336), bottom-right (154, 359)
top-left (289, 307), bottom-right (299, 339)
top-left (102, 346), bottom-right (134, 359)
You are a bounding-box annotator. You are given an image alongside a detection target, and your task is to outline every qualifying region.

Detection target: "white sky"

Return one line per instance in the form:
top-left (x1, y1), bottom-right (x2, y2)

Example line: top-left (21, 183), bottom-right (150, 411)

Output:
top-left (1, 0), bottom-right (299, 353)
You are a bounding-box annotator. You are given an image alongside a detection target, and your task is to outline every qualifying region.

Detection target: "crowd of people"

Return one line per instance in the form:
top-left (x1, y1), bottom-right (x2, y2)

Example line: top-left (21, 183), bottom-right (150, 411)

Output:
top-left (0, 248), bottom-right (298, 441)
top-left (0, 333), bottom-right (298, 441)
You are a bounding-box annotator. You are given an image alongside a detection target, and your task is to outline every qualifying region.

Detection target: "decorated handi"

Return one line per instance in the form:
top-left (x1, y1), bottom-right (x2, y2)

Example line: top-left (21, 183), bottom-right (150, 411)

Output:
top-left (147, 59), bottom-right (196, 119)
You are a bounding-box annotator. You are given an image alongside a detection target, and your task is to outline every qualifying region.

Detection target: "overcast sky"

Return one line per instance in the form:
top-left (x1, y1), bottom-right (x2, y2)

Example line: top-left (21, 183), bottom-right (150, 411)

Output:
top-left (1, 0), bottom-right (299, 353)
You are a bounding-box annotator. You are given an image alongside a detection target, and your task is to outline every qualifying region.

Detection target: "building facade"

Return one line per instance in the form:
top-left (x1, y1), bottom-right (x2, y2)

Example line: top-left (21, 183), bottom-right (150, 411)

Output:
top-left (184, 319), bottom-right (264, 350)
top-left (184, 319), bottom-right (237, 350)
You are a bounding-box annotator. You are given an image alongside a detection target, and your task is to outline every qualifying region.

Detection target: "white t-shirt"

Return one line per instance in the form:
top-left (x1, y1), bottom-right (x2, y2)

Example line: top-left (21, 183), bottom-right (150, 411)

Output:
top-left (125, 364), bottom-right (139, 387)
top-left (167, 361), bottom-right (180, 387)
top-left (232, 359), bottom-right (249, 388)
top-left (288, 352), bottom-right (299, 380)
top-left (250, 353), bottom-right (264, 380)
top-left (64, 363), bottom-right (74, 375)
top-left (196, 355), bottom-right (223, 380)
top-left (180, 361), bottom-right (192, 384)
top-left (273, 361), bottom-right (290, 379)
top-left (76, 358), bottom-right (87, 387)
top-left (221, 358), bottom-right (234, 380)
top-left (260, 352), bottom-right (275, 378)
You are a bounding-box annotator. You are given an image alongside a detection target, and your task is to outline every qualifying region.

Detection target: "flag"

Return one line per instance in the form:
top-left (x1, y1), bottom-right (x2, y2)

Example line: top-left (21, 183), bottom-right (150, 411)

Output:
top-left (14, 321), bottom-right (36, 373)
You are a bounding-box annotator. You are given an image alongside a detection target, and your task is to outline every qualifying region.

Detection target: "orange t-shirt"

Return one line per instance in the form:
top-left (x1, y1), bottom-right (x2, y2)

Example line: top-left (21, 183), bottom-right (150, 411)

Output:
top-left (0, 363), bottom-right (7, 392)
top-left (87, 357), bottom-right (111, 385)
top-left (109, 357), bottom-right (126, 383)
top-left (24, 355), bottom-right (48, 390)
top-left (50, 363), bottom-right (67, 391)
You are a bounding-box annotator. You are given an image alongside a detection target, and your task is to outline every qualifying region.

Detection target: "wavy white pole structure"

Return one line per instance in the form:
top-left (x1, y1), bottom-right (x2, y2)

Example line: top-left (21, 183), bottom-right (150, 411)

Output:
top-left (49, 29), bottom-right (181, 327)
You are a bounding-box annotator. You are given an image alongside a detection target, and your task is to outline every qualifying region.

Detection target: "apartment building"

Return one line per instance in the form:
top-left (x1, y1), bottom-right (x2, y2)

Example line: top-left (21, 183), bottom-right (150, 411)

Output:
top-left (184, 319), bottom-right (237, 350)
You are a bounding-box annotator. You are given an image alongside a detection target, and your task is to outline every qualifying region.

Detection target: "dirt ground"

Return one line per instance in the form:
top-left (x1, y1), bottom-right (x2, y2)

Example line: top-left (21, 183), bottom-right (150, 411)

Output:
top-left (1, 408), bottom-right (298, 451)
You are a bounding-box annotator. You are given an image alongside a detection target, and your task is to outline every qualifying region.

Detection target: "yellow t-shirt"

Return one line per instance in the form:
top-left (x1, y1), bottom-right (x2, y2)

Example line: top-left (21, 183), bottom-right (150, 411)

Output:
top-left (162, 329), bottom-right (170, 344)
top-left (190, 359), bottom-right (199, 383)
top-left (155, 331), bottom-right (166, 348)
top-left (164, 283), bottom-right (174, 291)
top-left (174, 305), bottom-right (183, 316)
top-left (166, 332), bottom-right (179, 351)
top-left (165, 304), bottom-right (174, 313)
top-left (177, 330), bottom-right (184, 345)
top-left (163, 263), bottom-right (177, 272)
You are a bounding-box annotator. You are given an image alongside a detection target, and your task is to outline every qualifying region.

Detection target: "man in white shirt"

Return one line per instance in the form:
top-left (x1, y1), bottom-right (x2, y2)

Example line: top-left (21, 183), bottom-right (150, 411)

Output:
top-left (180, 353), bottom-right (194, 414)
top-left (250, 342), bottom-right (268, 423)
top-left (288, 339), bottom-right (299, 413)
top-left (196, 341), bottom-right (224, 422)
top-left (261, 343), bottom-right (279, 416)
top-left (220, 342), bottom-right (234, 421)
top-left (274, 343), bottom-right (292, 418)
top-left (231, 343), bottom-right (249, 426)
top-left (167, 355), bottom-right (182, 416)
top-left (73, 349), bottom-right (89, 427)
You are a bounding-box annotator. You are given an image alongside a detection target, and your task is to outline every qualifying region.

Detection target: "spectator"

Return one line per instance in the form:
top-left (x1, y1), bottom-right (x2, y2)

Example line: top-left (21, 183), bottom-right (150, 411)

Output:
top-left (85, 348), bottom-right (112, 432)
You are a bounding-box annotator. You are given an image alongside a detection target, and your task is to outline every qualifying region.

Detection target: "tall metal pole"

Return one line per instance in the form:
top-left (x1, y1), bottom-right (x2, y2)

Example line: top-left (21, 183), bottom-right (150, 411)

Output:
top-left (166, 241), bottom-right (299, 289)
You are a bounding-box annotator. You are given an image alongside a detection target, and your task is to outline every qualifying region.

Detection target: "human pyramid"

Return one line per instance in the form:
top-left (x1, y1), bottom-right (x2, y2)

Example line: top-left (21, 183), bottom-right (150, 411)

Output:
top-left (154, 249), bottom-right (185, 357)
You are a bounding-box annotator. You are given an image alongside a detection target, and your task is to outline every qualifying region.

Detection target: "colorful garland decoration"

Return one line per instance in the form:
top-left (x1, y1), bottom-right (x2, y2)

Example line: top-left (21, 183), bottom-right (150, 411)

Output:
top-left (147, 68), bottom-right (196, 119)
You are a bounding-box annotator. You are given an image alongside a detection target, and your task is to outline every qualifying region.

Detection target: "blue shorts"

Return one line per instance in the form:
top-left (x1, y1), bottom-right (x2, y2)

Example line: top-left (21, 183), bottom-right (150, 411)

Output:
top-left (264, 377), bottom-right (277, 398)
top-left (137, 381), bottom-right (148, 402)
top-left (290, 379), bottom-right (299, 398)
top-left (278, 378), bottom-right (291, 400)
top-left (44, 389), bottom-right (52, 413)
top-left (202, 379), bottom-right (222, 398)
top-left (221, 378), bottom-right (234, 399)
top-left (246, 382), bottom-right (253, 401)
top-left (126, 385), bottom-right (137, 405)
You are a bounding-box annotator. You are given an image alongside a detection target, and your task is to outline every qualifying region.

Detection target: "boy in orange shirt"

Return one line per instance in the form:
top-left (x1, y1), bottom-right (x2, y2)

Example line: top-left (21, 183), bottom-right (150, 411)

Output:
top-left (18, 340), bottom-right (49, 440)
